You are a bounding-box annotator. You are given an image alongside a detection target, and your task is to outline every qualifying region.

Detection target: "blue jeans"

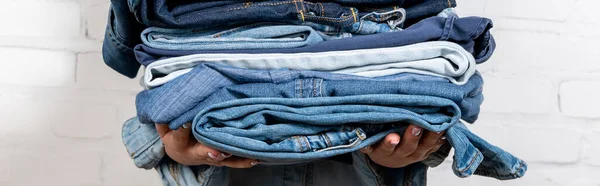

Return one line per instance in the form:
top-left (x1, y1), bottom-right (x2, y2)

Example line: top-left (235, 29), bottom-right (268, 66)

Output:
top-left (122, 117), bottom-right (438, 185)
top-left (134, 8), bottom-right (495, 66)
top-left (102, 0), bottom-right (408, 78)
top-left (188, 96), bottom-right (526, 178)
top-left (131, 0), bottom-right (445, 29)
top-left (142, 41), bottom-right (477, 89)
top-left (136, 63), bottom-right (483, 129)
top-left (102, 0), bottom-right (145, 78)
top-left (141, 23), bottom-right (349, 51)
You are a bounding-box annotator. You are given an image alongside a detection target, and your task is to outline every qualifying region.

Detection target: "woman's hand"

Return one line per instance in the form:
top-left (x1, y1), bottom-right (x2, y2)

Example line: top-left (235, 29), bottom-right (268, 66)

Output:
top-left (360, 124), bottom-right (446, 168)
top-left (156, 123), bottom-right (259, 168)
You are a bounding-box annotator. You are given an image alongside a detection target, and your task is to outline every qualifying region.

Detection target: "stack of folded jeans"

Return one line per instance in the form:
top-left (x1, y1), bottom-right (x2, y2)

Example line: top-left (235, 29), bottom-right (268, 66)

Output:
top-left (103, 0), bottom-right (527, 185)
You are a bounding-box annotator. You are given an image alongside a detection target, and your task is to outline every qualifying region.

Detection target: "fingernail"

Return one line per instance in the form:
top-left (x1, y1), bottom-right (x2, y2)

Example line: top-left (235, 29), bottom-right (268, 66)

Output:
top-left (182, 123), bottom-right (191, 129)
top-left (251, 161), bottom-right (260, 166)
top-left (412, 127), bottom-right (422, 136)
top-left (440, 136), bottom-right (446, 140)
top-left (435, 131), bottom-right (442, 135)
top-left (390, 140), bottom-right (400, 146)
top-left (220, 153), bottom-right (232, 158)
top-left (208, 152), bottom-right (218, 160)
top-left (362, 146), bottom-right (370, 150)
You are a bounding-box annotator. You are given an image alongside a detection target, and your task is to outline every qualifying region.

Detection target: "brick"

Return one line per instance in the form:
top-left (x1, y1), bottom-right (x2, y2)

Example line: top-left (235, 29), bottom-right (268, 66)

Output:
top-left (9, 148), bottom-right (102, 186)
top-left (480, 75), bottom-right (557, 114)
top-left (490, 31), bottom-right (600, 74)
top-left (0, 98), bottom-right (118, 139)
top-left (467, 123), bottom-right (581, 163)
top-left (84, 3), bottom-right (110, 40)
top-left (0, 1), bottom-right (80, 38)
top-left (52, 102), bottom-right (119, 139)
top-left (485, 0), bottom-right (575, 21)
top-left (560, 81), bottom-right (600, 118)
top-left (0, 48), bottom-right (75, 87)
top-left (102, 151), bottom-right (162, 186)
top-left (76, 53), bottom-right (143, 91)
top-left (429, 163), bottom-right (600, 186)
top-left (584, 130), bottom-right (600, 166)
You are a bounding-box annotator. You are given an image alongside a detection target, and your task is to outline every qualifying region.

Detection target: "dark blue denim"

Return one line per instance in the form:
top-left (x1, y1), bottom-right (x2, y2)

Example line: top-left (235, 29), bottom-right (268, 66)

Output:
top-left (133, 0), bottom-right (454, 28)
top-left (136, 1), bottom-right (359, 29)
top-left (134, 9), bottom-right (494, 66)
top-left (135, 63), bottom-right (483, 129)
top-left (102, 0), bottom-right (146, 78)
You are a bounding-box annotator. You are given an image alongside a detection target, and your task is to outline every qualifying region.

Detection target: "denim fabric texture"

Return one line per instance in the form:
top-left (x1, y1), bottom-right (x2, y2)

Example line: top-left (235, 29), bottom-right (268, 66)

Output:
top-left (141, 24), bottom-right (346, 51)
top-left (135, 63), bottom-right (484, 128)
top-left (187, 96), bottom-right (526, 178)
top-left (122, 117), bottom-right (446, 186)
top-left (142, 41), bottom-right (476, 89)
top-left (134, 8), bottom-right (495, 66)
top-left (102, 0), bottom-right (145, 78)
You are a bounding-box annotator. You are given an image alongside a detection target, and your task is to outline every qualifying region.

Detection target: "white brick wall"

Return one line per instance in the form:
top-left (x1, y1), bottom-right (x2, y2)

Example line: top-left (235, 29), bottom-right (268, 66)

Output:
top-left (0, 0), bottom-right (597, 185)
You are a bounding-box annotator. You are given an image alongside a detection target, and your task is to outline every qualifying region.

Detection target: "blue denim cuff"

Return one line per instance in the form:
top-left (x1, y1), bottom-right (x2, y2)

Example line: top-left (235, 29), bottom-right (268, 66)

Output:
top-left (122, 117), bottom-right (165, 169)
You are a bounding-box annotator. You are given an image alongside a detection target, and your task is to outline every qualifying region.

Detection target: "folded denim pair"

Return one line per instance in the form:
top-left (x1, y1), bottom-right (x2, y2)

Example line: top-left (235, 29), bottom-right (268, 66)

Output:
top-left (142, 41), bottom-right (476, 89)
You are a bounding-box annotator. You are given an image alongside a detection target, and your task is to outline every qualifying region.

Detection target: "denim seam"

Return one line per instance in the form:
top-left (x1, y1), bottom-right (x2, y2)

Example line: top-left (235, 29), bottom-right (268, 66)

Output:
top-left (130, 135), bottom-right (161, 159)
top-left (467, 18), bottom-right (486, 41)
top-left (225, 1), bottom-right (296, 11)
top-left (322, 133), bottom-right (332, 147)
top-left (439, 15), bottom-right (456, 41)
top-left (319, 2), bottom-right (324, 16)
top-left (319, 79), bottom-right (324, 97)
top-left (293, 136), bottom-right (304, 152)
top-left (301, 136), bottom-right (311, 151)
top-left (458, 150), bottom-right (481, 174)
top-left (312, 78), bottom-right (317, 97)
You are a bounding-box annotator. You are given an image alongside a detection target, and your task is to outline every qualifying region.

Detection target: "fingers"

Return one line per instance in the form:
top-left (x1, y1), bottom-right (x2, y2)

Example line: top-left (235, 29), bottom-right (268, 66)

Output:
top-left (424, 136), bottom-right (446, 157)
top-left (155, 124), bottom-right (170, 139)
top-left (219, 157), bottom-right (259, 169)
top-left (171, 123), bottom-right (192, 150)
top-left (394, 125), bottom-right (423, 157)
top-left (410, 130), bottom-right (444, 159)
top-left (189, 142), bottom-right (229, 162)
top-left (371, 133), bottom-right (401, 156)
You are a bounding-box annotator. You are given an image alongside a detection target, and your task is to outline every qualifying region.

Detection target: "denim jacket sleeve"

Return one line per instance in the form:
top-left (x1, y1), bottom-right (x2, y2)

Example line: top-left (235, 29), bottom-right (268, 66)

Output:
top-left (122, 117), bottom-right (165, 169)
top-left (102, 0), bottom-right (145, 78)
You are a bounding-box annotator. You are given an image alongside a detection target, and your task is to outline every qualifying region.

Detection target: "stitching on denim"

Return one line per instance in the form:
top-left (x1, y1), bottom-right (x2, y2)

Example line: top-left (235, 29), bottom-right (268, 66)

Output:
top-left (459, 150), bottom-right (481, 174)
top-left (322, 133), bottom-right (332, 148)
top-left (319, 79), bottom-right (323, 97)
top-left (312, 78), bottom-right (317, 97)
top-left (299, 79), bottom-right (303, 98)
top-left (292, 0), bottom-right (304, 22)
top-left (226, 1), bottom-right (296, 11)
top-left (292, 136), bottom-right (304, 152)
top-left (319, 2), bottom-right (324, 16)
top-left (351, 7), bottom-right (357, 23)
top-left (467, 18), bottom-right (486, 40)
top-left (301, 136), bottom-right (311, 151)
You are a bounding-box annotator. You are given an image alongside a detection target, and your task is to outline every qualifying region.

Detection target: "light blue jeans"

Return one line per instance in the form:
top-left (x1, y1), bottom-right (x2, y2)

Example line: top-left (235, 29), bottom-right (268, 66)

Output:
top-left (142, 41), bottom-right (476, 89)
top-left (141, 24), bottom-right (350, 51)
top-left (122, 117), bottom-right (445, 186)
